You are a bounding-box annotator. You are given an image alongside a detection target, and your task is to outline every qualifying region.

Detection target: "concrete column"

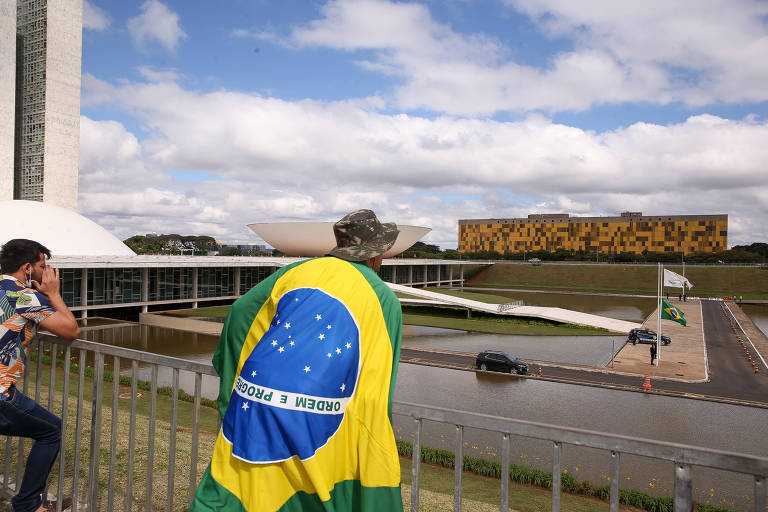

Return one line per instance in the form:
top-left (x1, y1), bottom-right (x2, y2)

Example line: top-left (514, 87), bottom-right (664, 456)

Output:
top-left (141, 267), bottom-right (149, 313)
top-left (234, 267), bottom-right (241, 296)
top-left (80, 268), bottom-right (88, 319)
top-left (424, 264), bottom-right (428, 285)
top-left (408, 265), bottom-right (413, 286)
top-left (437, 264), bottom-right (441, 286)
top-left (192, 267), bottom-right (199, 308)
top-left (460, 264), bottom-right (464, 289)
top-left (449, 265), bottom-right (454, 286)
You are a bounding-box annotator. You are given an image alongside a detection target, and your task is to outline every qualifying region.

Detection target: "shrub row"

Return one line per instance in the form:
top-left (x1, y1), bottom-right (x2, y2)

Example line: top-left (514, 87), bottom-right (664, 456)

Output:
top-left (396, 440), bottom-right (733, 512)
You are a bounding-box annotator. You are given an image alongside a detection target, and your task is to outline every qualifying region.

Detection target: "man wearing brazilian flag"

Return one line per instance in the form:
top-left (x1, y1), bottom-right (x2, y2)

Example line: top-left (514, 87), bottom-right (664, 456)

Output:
top-left (192, 209), bottom-right (403, 512)
top-left (661, 300), bottom-right (687, 326)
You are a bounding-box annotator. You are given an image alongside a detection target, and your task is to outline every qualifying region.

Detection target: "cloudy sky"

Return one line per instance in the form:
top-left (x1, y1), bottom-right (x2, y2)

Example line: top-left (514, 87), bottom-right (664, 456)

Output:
top-left (79, 0), bottom-right (768, 249)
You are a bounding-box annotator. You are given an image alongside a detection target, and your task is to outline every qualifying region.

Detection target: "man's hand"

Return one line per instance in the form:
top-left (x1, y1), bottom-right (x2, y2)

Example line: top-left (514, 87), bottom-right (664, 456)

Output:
top-left (32, 265), bottom-right (61, 298)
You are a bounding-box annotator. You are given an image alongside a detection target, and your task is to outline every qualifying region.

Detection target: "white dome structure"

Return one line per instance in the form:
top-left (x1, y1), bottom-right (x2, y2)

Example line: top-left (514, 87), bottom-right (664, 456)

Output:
top-left (0, 200), bottom-right (135, 257)
top-left (248, 222), bottom-right (431, 258)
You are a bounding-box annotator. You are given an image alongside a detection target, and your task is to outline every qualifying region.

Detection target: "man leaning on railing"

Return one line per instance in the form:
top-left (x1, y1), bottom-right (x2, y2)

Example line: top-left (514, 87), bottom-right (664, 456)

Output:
top-left (0, 239), bottom-right (79, 512)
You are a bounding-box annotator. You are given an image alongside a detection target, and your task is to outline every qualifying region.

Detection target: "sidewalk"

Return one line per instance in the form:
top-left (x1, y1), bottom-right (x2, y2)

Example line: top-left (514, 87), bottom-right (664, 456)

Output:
top-left (610, 299), bottom-right (708, 382)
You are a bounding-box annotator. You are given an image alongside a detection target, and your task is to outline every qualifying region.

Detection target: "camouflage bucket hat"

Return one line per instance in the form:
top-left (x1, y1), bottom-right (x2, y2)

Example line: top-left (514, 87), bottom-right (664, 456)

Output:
top-left (328, 209), bottom-right (399, 262)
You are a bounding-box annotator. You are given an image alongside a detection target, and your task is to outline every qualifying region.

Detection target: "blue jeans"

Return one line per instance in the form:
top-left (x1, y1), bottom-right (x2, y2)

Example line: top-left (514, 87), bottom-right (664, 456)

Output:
top-left (0, 385), bottom-right (62, 512)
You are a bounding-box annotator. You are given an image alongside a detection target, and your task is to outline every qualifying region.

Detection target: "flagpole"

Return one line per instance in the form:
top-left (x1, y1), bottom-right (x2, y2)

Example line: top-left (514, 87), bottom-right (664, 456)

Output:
top-left (657, 263), bottom-right (662, 364)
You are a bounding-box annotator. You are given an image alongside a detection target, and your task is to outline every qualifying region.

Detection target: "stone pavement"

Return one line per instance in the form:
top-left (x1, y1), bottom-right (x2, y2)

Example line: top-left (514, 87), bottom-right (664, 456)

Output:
top-left (611, 299), bottom-right (708, 382)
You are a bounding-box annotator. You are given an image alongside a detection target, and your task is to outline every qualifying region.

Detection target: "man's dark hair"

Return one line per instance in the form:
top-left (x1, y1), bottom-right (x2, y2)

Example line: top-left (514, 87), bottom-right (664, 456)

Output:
top-left (0, 239), bottom-right (51, 274)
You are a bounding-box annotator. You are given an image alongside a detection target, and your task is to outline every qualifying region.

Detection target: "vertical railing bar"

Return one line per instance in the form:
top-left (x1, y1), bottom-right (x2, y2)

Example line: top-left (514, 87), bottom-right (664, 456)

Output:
top-left (34, 339), bottom-right (43, 402)
top-left (71, 349), bottom-right (86, 511)
top-left (674, 463), bottom-right (692, 511)
top-left (125, 360), bottom-right (138, 512)
top-left (410, 417), bottom-right (422, 512)
top-left (48, 343), bottom-right (56, 411)
top-left (189, 372), bottom-right (202, 506)
top-left (609, 451), bottom-right (620, 512)
top-left (16, 349), bottom-right (31, 487)
top-left (551, 442), bottom-right (561, 512)
top-left (501, 433), bottom-right (510, 512)
top-left (3, 436), bottom-right (11, 495)
top-left (754, 475), bottom-right (766, 512)
top-left (107, 356), bottom-right (120, 511)
top-left (87, 351), bottom-right (104, 509)
top-left (453, 425), bottom-right (463, 512)
top-left (167, 368), bottom-right (179, 511)
top-left (145, 364), bottom-right (158, 512)
top-left (56, 345), bottom-right (71, 510)
top-left (43, 343), bottom-right (56, 509)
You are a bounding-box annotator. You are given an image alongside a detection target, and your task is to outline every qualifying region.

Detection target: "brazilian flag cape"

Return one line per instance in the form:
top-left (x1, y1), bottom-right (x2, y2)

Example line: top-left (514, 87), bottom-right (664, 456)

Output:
top-left (192, 257), bottom-right (403, 512)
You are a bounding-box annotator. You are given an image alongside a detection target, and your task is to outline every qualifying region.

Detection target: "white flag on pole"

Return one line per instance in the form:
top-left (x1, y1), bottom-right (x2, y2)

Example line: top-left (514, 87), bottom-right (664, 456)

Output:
top-left (663, 269), bottom-right (693, 289)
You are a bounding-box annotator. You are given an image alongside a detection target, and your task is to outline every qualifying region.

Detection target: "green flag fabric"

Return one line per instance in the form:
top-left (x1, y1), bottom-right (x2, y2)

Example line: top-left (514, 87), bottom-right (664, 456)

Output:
top-left (661, 300), bottom-right (687, 326)
top-left (191, 257), bottom-right (403, 512)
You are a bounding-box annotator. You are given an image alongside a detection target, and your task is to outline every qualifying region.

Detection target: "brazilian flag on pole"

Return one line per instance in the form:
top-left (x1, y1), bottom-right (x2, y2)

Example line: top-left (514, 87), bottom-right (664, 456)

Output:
top-left (661, 300), bottom-right (687, 326)
top-left (191, 257), bottom-right (403, 512)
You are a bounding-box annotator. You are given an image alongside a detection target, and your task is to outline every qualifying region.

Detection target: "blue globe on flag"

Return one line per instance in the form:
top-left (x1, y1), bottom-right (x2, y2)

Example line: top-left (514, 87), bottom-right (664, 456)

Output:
top-left (222, 287), bottom-right (361, 463)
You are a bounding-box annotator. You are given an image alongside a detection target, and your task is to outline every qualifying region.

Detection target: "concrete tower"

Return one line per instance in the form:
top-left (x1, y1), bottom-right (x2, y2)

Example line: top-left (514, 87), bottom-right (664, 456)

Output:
top-left (11, 0), bottom-right (82, 210)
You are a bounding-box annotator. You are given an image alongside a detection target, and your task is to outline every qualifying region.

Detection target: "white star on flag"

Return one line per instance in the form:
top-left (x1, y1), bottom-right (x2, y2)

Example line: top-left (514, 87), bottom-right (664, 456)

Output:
top-left (271, 340), bottom-right (278, 347)
top-left (251, 370), bottom-right (257, 377)
top-left (326, 324), bottom-right (332, 330)
top-left (340, 383), bottom-right (346, 392)
top-left (318, 333), bottom-right (325, 340)
top-left (335, 347), bottom-right (341, 354)
top-left (284, 322), bottom-right (291, 328)
top-left (289, 341), bottom-right (295, 346)
top-left (345, 342), bottom-right (351, 349)
top-left (315, 314), bottom-right (322, 320)
top-left (327, 353), bottom-right (332, 358)
top-left (242, 402), bottom-right (249, 411)
top-left (278, 346), bottom-right (285, 353)
top-left (303, 366), bottom-right (311, 373)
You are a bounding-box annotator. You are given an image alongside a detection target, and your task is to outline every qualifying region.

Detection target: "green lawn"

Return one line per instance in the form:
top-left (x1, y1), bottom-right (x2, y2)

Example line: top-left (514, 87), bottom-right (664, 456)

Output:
top-left (471, 264), bottom-right (768, 299)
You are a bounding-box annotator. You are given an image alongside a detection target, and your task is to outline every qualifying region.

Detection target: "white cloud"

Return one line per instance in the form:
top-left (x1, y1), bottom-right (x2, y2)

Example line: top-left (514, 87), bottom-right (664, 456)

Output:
top-left (137, 66), bottom-right (182, 83)
top-left (127, 0), bottom-right (187, 53)
top-left (83, 1), bottom-right (110, 31)
top-left (79, 76), bottom-right (768, 247)
top-left (286, 0), bottom-right (768, 115)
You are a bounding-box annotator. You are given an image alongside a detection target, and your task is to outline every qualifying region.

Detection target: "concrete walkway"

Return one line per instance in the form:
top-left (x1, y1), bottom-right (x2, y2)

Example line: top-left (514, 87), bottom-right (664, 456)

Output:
top-left (611, 299), bottom-right (708, 382)
top-left (388, 283), bottom-right (642, 333)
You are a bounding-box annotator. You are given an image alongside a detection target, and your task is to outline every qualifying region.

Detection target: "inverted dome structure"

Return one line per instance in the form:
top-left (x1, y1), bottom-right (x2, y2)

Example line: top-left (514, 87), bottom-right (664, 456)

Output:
top-left (248, 222), bottom-right (431, 258)
top-left (0, 200), bottom-right (136, 257)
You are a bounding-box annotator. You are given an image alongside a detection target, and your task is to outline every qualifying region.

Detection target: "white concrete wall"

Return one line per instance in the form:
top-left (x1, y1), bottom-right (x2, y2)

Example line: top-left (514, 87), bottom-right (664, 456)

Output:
top-left (0, 1), bottom-right (15, 200)
top-left (43, 0), bottom-right (81, 211)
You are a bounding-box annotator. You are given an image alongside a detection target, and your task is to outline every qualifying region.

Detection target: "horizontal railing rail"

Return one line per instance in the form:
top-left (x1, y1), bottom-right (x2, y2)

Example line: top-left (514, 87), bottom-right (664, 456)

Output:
top-left (2, 334), bottom-right (766, 512)
top-left (393, 401), bottom-right (768, 512)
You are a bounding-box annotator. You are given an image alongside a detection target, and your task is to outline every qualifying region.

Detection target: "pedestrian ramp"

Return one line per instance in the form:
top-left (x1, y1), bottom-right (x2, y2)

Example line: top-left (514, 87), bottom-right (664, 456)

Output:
top-left (388, 283), bottom-right (642, 334)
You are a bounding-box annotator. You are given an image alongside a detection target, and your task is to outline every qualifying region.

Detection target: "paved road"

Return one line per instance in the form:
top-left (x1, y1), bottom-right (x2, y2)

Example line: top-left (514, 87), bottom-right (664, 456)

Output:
top-left (400, 299), bottom-right (768, 407)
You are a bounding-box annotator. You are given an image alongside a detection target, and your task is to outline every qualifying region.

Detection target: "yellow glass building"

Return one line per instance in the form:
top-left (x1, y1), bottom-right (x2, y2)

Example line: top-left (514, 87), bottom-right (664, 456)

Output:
top-left (459, 212), bottom-right (728, 254)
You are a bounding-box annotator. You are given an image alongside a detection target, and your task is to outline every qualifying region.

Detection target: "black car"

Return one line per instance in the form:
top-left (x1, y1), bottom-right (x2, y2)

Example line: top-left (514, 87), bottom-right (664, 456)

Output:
top-left (476, 350), bottom-right (528, 374)
top-left (628, 328), bottom-right (671, 346)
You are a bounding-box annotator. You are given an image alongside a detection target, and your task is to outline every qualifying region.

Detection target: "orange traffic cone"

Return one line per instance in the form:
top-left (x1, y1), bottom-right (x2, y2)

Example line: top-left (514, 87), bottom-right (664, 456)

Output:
top-left (642, 375), bottom-right (652, 391)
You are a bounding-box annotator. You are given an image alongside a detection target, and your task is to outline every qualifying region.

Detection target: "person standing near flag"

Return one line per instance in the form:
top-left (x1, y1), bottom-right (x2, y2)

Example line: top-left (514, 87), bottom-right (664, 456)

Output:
top-left (192, 209), bottom-right (404, 512)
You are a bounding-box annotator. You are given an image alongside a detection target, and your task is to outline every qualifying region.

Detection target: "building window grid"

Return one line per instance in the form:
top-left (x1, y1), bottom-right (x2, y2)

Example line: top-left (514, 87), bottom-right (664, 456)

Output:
top-left (198, 268), bottom-right (235, 298)
top-left (239, 267), bottom-right (273, 292)
top-left (148, 268), bottom-right (193, 302)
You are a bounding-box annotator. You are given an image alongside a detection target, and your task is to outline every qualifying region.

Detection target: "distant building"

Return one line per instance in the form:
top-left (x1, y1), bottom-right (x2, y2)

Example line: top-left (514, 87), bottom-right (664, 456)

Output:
top-left (459, 212), bottom-right (728, 255)
top-left (0, 0), bottom-right (82, 210)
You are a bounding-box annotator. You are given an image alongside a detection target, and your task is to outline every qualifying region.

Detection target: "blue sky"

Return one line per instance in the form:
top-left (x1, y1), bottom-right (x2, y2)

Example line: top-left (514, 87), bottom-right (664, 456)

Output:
top-left (78, 0), bottom-right (768, 248)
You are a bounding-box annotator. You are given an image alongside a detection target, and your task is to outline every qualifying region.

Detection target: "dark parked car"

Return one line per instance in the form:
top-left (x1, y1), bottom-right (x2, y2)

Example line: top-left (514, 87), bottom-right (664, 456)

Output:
top-left (476, 350), bottom-right (528, 374)
top-left (628, 328), bottom-right (671, 345)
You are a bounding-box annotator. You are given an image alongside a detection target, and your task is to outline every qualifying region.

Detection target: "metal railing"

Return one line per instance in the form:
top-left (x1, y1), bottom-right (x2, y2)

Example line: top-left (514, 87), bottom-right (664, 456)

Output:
top-left (2, 334), bottom-right (767, 511)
